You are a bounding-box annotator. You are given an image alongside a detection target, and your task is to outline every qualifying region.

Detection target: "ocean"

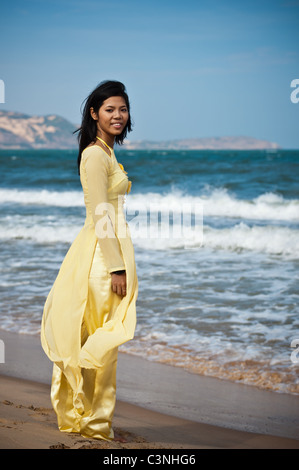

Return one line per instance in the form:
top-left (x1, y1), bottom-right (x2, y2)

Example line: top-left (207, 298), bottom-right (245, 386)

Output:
top-left (0, 148), bottom-right (298, 395)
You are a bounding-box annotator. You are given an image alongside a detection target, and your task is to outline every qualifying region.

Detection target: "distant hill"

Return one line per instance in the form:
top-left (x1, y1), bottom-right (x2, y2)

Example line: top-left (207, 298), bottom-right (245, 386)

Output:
top-left (0, 110), bottom-right (281, 150)
top-left (0, 110), bottom-right (78, 149)
top-left (122, 137), bottom-right (281, 150)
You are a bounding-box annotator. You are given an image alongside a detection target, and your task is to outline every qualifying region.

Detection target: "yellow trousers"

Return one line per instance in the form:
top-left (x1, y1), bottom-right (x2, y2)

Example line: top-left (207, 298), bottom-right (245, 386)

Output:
top-left (50, 243), bottom-right (122, 440)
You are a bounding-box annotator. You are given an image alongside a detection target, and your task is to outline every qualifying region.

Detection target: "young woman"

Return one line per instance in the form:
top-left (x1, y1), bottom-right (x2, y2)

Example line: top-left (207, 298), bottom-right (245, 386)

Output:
top-left (41, 81), bottom-right (138, 441)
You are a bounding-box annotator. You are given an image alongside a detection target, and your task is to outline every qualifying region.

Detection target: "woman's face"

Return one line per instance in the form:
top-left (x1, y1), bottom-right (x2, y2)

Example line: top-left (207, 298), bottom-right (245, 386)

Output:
top-left (91, 96), bottom-right (129, 140)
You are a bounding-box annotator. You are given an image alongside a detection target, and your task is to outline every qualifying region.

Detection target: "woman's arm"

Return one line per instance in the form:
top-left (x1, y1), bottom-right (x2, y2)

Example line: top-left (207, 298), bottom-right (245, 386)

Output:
top-left (83, 147), bottom-right (126, 280)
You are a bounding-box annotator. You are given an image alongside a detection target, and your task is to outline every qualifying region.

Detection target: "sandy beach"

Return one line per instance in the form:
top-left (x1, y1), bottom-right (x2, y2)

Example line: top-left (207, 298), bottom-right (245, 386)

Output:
top-left (0, 329), bottom-right (298, 449)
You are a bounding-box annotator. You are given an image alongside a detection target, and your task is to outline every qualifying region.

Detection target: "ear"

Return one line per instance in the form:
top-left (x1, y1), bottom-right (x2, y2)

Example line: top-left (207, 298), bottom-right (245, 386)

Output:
top-left (90, 107), bottom-right (98, 120)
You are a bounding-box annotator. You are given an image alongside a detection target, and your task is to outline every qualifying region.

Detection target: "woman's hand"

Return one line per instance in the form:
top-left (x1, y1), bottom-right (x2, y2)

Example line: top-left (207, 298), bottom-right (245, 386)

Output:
top-left (111, 271), bottom-right (127, 296)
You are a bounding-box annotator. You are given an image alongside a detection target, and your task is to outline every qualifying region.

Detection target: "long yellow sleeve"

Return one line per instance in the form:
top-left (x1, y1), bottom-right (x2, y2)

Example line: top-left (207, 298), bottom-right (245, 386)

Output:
top-left (83, 146), bottom-right (125, 273)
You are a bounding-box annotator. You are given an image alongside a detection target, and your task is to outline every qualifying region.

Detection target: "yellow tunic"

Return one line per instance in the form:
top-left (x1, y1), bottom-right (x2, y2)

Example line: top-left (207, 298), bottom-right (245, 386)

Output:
top-left (40, 144), bottom-right (138, 440)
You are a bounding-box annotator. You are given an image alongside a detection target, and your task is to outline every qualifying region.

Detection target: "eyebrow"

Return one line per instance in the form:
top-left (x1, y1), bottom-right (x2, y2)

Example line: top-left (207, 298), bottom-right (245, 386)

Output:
top-left (105, 105), bottom-right (127, 108)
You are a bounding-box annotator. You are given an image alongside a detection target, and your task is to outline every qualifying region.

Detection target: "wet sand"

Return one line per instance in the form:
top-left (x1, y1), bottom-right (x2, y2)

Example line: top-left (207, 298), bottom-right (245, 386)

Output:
top-left (0, 329), bottom-right (298, 449)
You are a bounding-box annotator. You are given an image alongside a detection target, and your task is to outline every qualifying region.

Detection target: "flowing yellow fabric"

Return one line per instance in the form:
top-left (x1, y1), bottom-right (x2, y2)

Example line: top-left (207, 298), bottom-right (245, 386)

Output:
top-left (40, 144), bottom-right (138, 440)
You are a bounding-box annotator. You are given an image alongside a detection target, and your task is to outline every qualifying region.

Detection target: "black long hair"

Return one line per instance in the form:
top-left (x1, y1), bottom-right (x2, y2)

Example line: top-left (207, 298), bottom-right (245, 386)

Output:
top-left (74, 80), bottom-right (133, 173)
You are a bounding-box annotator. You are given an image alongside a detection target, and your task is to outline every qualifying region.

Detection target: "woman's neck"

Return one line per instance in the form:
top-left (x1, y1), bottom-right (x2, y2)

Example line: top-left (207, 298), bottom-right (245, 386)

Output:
top-left (96, 132), bottom-right (114, 149)
top-left (96, 136), bottom-right (113, 154)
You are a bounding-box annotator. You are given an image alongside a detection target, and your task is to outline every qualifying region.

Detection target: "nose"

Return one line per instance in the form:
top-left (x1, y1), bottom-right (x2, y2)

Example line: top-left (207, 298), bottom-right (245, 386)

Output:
top-left (113, 109), bottom-right (121, 119)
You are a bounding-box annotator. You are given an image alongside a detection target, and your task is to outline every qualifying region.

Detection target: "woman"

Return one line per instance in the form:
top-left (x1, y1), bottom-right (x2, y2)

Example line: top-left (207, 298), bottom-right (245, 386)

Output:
top-left (41, 80), bottom-right (138, 441)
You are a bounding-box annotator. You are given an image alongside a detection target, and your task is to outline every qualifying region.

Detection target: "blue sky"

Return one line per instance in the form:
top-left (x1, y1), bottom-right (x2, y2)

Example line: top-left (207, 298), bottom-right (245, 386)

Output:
top-left (1, 0), bottom-right (299, 147)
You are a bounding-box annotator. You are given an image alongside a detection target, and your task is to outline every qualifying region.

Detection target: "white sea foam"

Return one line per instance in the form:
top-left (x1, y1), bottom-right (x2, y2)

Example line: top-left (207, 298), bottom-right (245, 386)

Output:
top-left (130, 221), bottom-right (299, 257)
top-left (1, 187), bottom-right (298, 256)
top-left (1, 216), bottom-right (298, 257)
top-left (0, 224), bottom-right (82, 244)
top-left (1, 187), bottom-right (298, 222)
top-left (0, 188), bottom-right (84, 207)
top-left (202, 223), bottom-right (299, 257)
top-left (127, 189), bottom-right (299, 222)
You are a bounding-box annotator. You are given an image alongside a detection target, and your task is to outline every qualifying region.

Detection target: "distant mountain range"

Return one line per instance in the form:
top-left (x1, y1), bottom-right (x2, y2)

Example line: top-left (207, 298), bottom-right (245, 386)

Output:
top-left (123, 137), bottom-right (280, 150)
top-left (0, 110), bottom-right (281, 150)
